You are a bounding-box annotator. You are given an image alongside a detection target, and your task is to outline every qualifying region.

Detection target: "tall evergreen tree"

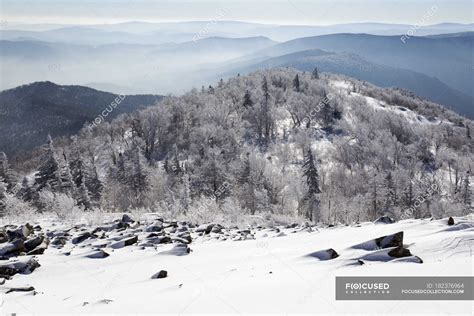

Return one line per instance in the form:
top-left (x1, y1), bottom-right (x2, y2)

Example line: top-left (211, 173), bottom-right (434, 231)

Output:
top-left (77, 180), bottom-right (92, 209)
top-left (35, 135), bottom-right (60, 191)
top-left (18, 176), bottom-right (34, 202)
top-left (242, 90), bottom-right (253, 108)
top-left (0, 177), bottom-right (6, 215)
top-left (383, 172), bottom-right (396, 214)
top-left (0, 152), bottom-right (16, 191)
top-left (311, 67), bottom-right (319, 79)
top-left (293, 74), bottom-right (300, 92)
top-left (130, 146), bottom-right (148, 196)
top-left (462, 171), bottom-right (472, 215)
top-left (301, 148), bottom-right (321, 221)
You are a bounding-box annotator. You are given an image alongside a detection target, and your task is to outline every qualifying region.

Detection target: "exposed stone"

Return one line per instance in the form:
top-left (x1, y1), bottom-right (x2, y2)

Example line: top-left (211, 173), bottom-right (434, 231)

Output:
top-left (72, 232), bottom-right (92, 244)
top-left (24, 236), bottom-right (45, 252)
top-left (110, 235), bottom-right (138, 249)
top-left (6, 286), bottom-right (35, 294)
top-left (307, 248), bottom-right (339, 260)
top-left (196, 223), bottom-right (214, 234)
top-left (0, 239), bottom-right (25, 257)
top-left (151, 270), bottom-right (168, 279)
top-left (388, 246), bottom-right (412, 258)
top-left (7, 224), bottom-right (33, 240)
top-left (145, 222), bottom-right (164, 232)
top-left (51, 236), bottom-right (68, 247)
top-left (86, 249), bottom-right (110, 259)
top-left (0, 230), bottom-right (8, 243)
top-left (121, 214), bottom-right (134, 223)
top-left (374, 216), bottom-right (395, 224)
top-left (448, 217), bottom-right (455, 226)
top-left (375, 231), bottom-right (404, 249)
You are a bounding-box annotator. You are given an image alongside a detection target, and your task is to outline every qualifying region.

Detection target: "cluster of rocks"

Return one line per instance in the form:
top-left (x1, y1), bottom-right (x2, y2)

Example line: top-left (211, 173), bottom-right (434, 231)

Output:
top-left (0, 223), bottom-right (45, 291)
top-left (308, 231), bottom-right (424, 264)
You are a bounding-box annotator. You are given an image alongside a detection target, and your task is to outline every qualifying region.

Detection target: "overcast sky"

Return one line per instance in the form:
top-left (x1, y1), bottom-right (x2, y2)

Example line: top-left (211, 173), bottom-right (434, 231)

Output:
top-left (1, 0), bottom-right (472, 25)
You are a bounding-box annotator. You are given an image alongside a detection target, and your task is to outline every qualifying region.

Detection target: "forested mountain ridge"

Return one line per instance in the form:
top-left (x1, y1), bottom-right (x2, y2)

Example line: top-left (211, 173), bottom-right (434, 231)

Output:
top-left (0, 81), bottom-right (163, 158)
top-left (1, 69), bottom-right (472, 224)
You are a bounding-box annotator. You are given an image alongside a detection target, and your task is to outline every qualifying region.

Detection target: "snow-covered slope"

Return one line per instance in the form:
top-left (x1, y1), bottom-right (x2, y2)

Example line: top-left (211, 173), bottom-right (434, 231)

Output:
top-left (1, 215), bottom-right (472, 314)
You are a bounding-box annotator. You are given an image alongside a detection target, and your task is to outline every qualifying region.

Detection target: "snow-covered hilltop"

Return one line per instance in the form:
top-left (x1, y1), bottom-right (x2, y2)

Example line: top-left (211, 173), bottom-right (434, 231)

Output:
top-left (2, 69), bottom-right (472, 225)
top-left (0, 214), bottom-right (472, 313)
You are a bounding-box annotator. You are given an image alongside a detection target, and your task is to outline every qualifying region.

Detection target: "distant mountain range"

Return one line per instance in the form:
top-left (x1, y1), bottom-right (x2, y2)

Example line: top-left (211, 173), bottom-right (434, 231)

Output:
top-left (3, 21), bottom-right (473, 43)
top-left (0, 82), bottom-right (162, 157)
top-left (0, 22), bottom-right (472, 119)
top-left (218, 48), bottom-right (473, 118)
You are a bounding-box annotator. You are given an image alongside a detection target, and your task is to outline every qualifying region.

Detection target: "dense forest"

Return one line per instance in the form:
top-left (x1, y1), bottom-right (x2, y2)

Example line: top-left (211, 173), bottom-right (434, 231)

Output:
top-left (1, 69), bottom-right (472, 225)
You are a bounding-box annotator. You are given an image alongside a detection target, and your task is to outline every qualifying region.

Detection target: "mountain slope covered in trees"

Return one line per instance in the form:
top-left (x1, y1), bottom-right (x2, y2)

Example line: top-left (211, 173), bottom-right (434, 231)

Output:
top-left (1, 69), bottom-right (472, 223)
top-left (0, 82), bottom-right (162, 158)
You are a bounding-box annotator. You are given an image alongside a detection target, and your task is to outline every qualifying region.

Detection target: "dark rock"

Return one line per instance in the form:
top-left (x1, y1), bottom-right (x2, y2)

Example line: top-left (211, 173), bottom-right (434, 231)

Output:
top-left (24, 236), bottom-right (45, 252)
top-left (33, 225), bottom-right (42, 231)
top-left (176, 233), bottom-right (192, 244)
top-left (110, 235), bottom-right (138, 249)
top-left (6, 286), bottom-right (35, 294)
top-left (196, 223), bottom-right (214, 234)
top-left (86, 249), bottom-right (110, 259)
top-left (374, 216), bottom-right (395, 224)
top-left (160, 244), bottom-right (191, 256)
top-left (307, 248), bottom-right (339, 260)
top-left (0, 258), bottom-right (40, 275)
top-left (211, 224), bottom-right (223, 233)
top-left (388, 246), bottom-right (412, 258)
top-left (123, 235), bottom-right (138, 246)
top-left (51, 236), bottom-right (68, 247)
top-left (357, 259), bottom-right (365, 265)
top-left (0, 230), bottom-right (8, 243)
top-left (145, 222), bottom-right (164, 232)
top-left (164, 221), bottom-right (178, 228)
top-left (72, 232), bottom-right (92, 244)
top-left (0, 239), bottom-right (25, 257)
top-left (0, 266), bottom-right (19, 277)
top-left (27, 239), bottom-right (49, 255)
top-left (151, 270), bottom-right (168, 279)
top-left (448, 217), bottom-right (455, 226)
top-left (7, 224), bottom-right (33, 240)
top-left (375, 232), bottom-right (404, 249)
top-left (121, 214), bottom-right (134, 223)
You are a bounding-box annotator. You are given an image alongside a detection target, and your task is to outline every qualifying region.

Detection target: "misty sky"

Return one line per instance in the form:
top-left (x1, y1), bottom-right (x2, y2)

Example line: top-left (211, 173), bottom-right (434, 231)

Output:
top-left (1, 0), bottom-right (472, 26)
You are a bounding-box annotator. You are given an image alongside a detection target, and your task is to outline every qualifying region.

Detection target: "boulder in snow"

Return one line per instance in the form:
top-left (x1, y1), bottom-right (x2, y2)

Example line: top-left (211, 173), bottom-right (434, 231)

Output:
top-left (121, 214), bottom-right (134, 223)
top-left (86, 249), bottom-right (110, 259)
top-left (7, 224), bottom-right (33, 240)
top-left (352, 231), bottom-right (404, 250)
top-left (448, 217), bottom-right (455, 226)
top-left (151, 270), bottom-right (168, 279)
top-left (307, 248), bottom-right (339, 260)
top-left (0, 239), bottom-right (25, 257)
top-left (159, 244), bottom-right (191, 256)
top-left (72, 232), bottom-right (92, 244)
top-left (374, 216), bottom-right (395, 224)
top-left (196, 223), bottom-right (214, 234)
top-left (387, 246), bottom-right (412, 258)
top-left (109, 235), bottom-right (138, 249)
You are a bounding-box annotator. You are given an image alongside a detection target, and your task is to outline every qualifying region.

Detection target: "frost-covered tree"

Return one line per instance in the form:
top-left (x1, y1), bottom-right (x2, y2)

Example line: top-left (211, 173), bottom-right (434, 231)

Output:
top-left (462, 171), bottom-right (472, 215)
top-left (35, 135), bottom-right (60, 191)
top-left (0, 152), bottom-right (17, 191)
top-left (301, 148), bottom-right (321, 221)
top-left (293, 74), bottom-right (301, 92)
